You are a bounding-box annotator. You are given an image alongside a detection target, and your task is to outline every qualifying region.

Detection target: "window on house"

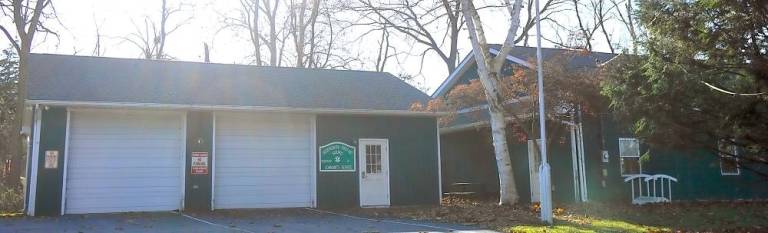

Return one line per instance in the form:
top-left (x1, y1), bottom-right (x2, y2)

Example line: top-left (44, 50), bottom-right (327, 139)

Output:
top-left (718, 140), bottom-right (740, 176)
top-left (619, 138), bottom-right (641, 176)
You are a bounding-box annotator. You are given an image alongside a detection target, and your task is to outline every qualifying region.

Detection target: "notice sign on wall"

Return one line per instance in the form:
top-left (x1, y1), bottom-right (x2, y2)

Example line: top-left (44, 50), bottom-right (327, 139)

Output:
top-left (319, 142), bottom-right (355, 172)
top-left (191, 152), bottom-right (209, 175)
top-left (44, 150), bottom-right (58, 169)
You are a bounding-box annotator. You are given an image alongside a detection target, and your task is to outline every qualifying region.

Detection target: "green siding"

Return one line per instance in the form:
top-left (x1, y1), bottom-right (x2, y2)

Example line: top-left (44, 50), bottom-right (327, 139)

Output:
top-left (184, 111), bottom-right (213, 211)
top-left (316, 115), bottom-right (439, 208)
top-left (33, 106), bottom-right (67, 216)
top-left (584, 115), bottom-right (768, 202)
top-left (581, 115), bottom-right (628, 202)
top-left (643, 149), bottom-right (768, 200)
top-left (440, 126), bottom-right (577, 204)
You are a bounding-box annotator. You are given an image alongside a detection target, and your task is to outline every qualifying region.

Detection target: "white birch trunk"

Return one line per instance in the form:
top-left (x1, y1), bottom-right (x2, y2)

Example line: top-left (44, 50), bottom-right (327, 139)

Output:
top-left (461, 0), bottom-right (525, 205)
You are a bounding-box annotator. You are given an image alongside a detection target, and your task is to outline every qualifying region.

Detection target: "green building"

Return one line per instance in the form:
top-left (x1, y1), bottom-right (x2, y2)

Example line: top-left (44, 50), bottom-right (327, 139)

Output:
top-left (23, 54), bottom-right (441, 216)
top-left (435, 46), bottom-right (768, 205)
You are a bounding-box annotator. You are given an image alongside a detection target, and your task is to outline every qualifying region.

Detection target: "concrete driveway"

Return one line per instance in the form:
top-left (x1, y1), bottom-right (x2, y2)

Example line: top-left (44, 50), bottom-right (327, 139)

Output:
top-left (0, 208), bottom-right (496, 233)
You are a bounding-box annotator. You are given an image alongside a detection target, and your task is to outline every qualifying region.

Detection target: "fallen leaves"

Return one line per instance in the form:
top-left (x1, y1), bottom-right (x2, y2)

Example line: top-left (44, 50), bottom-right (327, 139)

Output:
top-left (341, 196), bottom-right (768, 232)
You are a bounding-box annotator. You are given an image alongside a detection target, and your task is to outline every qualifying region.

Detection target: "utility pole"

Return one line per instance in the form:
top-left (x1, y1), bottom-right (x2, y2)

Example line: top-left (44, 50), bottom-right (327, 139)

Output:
top-left (535, 0), bottom-right (553, 224)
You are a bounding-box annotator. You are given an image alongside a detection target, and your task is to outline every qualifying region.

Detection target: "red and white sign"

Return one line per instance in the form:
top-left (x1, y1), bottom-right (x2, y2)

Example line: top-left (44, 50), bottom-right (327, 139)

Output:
top-left (44, 150), bottom-right (58, 169)
top-left (191, 152), bottom-right (209, 175)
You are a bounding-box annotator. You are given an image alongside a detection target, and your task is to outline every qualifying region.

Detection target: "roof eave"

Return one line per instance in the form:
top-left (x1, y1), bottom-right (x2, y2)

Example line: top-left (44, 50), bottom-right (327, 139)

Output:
top-left (431, 48), bottom-right (532, 98)
top-left (26, 100), bottom-right (448, 117)
top-left (439, 113), bottom-right (534, 134)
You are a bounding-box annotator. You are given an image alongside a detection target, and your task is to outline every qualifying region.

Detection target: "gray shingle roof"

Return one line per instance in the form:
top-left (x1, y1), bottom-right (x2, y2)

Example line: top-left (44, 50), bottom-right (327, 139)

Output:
top-left (489, 45), bottom-right (618, 69)
top-left (435, 46), bottom-right (618, 130)
top-left (28, 54), bottom-right (430, 112)
top-left (432, 46), bottom-right (618, 98)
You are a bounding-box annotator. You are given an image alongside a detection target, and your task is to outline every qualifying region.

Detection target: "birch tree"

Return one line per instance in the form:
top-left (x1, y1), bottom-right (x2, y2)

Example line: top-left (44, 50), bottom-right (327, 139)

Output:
top-left (460, 0), bottom-right (525, 205)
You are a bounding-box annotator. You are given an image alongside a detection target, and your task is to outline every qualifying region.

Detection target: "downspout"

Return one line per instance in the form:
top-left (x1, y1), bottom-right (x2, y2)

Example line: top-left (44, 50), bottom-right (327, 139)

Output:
top-left (577, 106), bottom-right (588, 201)
top-left (569, 112), bottom-right (580, 202)
top-left (23, 104), bottom-right (37, 214)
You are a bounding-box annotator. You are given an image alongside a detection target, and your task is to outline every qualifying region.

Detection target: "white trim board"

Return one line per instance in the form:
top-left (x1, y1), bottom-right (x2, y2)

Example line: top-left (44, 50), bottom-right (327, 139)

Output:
top-left (436, 119), bottom-right (443, 203)
top-left (26, 100), bottom-right (446, 117)
top-left (310, 115), bottom-right (318, 207)
top-left (26, 106), bottom-right (42, 216)
top-left (431, 48), bottom-right (534, 98)
top-left (488, 48), bottom-right (534, 68)
top-left (210, 112), bottom-right (217, 211)
top-left (439, 114), bottom-right (534, 134)
top-left (180, 112), bottom-right (188, 211)
top-left (431, 53), bottom-right (475, 98)
top-left (60, 109), bottom-right (71, 215)
top-left (455, 97), bottom-right (532, 114)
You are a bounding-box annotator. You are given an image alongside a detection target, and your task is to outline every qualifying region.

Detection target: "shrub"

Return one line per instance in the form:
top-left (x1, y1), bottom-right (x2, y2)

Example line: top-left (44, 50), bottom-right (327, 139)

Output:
top-left (0, 181), bottom-right (23, 213)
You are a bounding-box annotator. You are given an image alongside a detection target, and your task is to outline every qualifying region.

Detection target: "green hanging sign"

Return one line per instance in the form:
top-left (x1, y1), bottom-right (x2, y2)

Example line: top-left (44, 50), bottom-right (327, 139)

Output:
top-left (319, 142), bottom-right (356, 172)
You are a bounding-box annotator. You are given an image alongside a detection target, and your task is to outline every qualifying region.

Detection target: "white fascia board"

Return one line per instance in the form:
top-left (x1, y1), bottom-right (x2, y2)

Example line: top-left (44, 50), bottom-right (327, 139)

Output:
top-left (432, 48), bottom-right (533, 99)
top-left (439, 114), bottom-right (534, 134)
top-left (488, 48), bottom-right (534, 69)
top-left (25, 100), bottom-right (448, 117)
top-left (431, 53), bottom-right (475, 98)
top-left (455, 96), bottom-right (532, 114)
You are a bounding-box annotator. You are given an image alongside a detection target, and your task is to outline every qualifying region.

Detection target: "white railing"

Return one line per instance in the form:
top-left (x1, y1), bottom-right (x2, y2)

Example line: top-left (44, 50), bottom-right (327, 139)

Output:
top-left (623, 174), bottom-right (678, 205)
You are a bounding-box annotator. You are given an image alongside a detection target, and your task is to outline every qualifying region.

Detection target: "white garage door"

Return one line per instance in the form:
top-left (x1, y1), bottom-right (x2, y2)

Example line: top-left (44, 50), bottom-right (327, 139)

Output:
top-left (65, 110), bottom-right (184, 214)
top-left (214, 112), bottom-right (313, 209)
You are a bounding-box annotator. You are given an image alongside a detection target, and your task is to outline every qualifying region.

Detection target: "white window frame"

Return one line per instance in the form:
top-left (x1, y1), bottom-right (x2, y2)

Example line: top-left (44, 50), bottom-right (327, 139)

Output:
top-left (718, 140), bottom-right (740, 176)
top-left (619, 138), bottom-right (642, 176)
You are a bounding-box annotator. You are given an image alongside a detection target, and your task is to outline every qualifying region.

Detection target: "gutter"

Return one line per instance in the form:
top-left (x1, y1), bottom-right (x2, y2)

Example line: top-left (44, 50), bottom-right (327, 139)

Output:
top-left (25, 100), bottom-right (449, 117)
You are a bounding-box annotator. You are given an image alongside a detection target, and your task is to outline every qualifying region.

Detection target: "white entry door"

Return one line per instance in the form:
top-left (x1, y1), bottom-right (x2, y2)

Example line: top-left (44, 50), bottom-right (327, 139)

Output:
top-left (528, 139), bottom-right (542, 203)
top-left (358, 139), bottom-right (390, 207)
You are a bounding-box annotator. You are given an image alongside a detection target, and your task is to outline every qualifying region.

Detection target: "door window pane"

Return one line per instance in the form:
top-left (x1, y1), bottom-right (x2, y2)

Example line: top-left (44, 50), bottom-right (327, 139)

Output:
top-left (366, 144), bottom-right (382, 174)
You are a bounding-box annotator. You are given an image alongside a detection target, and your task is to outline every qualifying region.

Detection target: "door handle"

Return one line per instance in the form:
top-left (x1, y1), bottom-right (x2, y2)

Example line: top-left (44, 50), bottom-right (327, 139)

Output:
top-left (361, 172), bottom-right (366, 179)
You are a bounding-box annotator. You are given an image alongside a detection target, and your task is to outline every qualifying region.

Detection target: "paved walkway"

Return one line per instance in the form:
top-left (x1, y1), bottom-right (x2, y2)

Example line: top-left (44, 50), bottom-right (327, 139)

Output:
top-left (0, 208), bottom-right (497, 233)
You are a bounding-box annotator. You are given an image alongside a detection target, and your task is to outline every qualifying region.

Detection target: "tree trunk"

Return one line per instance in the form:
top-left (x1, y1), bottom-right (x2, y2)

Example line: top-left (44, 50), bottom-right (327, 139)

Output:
top-left (461, 0), bottom-right (523, 205)
top-left (8, 47), bottom-right (29, 187)
top-left (487, 92), bottom-right (519, 204)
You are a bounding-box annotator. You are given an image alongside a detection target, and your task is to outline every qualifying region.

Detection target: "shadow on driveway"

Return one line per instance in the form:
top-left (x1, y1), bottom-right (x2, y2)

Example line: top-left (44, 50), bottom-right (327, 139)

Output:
top-left (0, 208), bottom-right (496, 233)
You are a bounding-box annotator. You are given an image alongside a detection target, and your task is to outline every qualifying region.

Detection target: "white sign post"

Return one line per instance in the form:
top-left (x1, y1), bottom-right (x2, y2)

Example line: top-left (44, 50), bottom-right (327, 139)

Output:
top-left (535, 0), bottom-right (553, 224)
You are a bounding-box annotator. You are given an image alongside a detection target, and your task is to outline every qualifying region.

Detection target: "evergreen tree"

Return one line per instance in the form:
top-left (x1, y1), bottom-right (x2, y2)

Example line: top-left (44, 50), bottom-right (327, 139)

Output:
top-left (601, 0), bottom-right (768, 174)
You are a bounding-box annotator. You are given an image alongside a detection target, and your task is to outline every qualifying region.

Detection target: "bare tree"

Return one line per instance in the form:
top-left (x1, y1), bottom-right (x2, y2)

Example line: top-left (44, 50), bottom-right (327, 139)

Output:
top-left (350, 0), bottom-right (463, 73)
top-left (263, 0), bottom-right (281, 65)
top-left (373, 25), bottom-right (397, 72)
top-left (460, 0), bottom-right (525, 205)
top-left (594, 0), bottom-right (615, 53)
top-left (545, 0), bottom-right (616, 52)
top-left (610, 0), bottom-right (637, 53)
top-left (517, 0), bottom-right (567, 46)
top-left (287, 0), bottom-right (319, 68)
top-left (92, 18), bottom-right (105, 56)
top-left (221, 0), bottom-right (284, 66)
top-left (221, 0), bottom-right (356, 68)
top-left (0, 0), bottom-right (56, 185)
top-left (122, 0), bottom-right (190, 59)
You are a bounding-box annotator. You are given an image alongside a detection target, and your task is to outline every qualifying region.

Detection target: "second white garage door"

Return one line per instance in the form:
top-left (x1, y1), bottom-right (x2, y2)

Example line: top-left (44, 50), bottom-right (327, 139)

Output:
top-left (214, 112), bottom-right (313, 209)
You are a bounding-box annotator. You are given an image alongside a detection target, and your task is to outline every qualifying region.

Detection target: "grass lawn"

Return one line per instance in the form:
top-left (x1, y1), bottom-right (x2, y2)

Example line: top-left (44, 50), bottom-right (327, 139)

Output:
top-left (345, 197), bottom-right (768, 233)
